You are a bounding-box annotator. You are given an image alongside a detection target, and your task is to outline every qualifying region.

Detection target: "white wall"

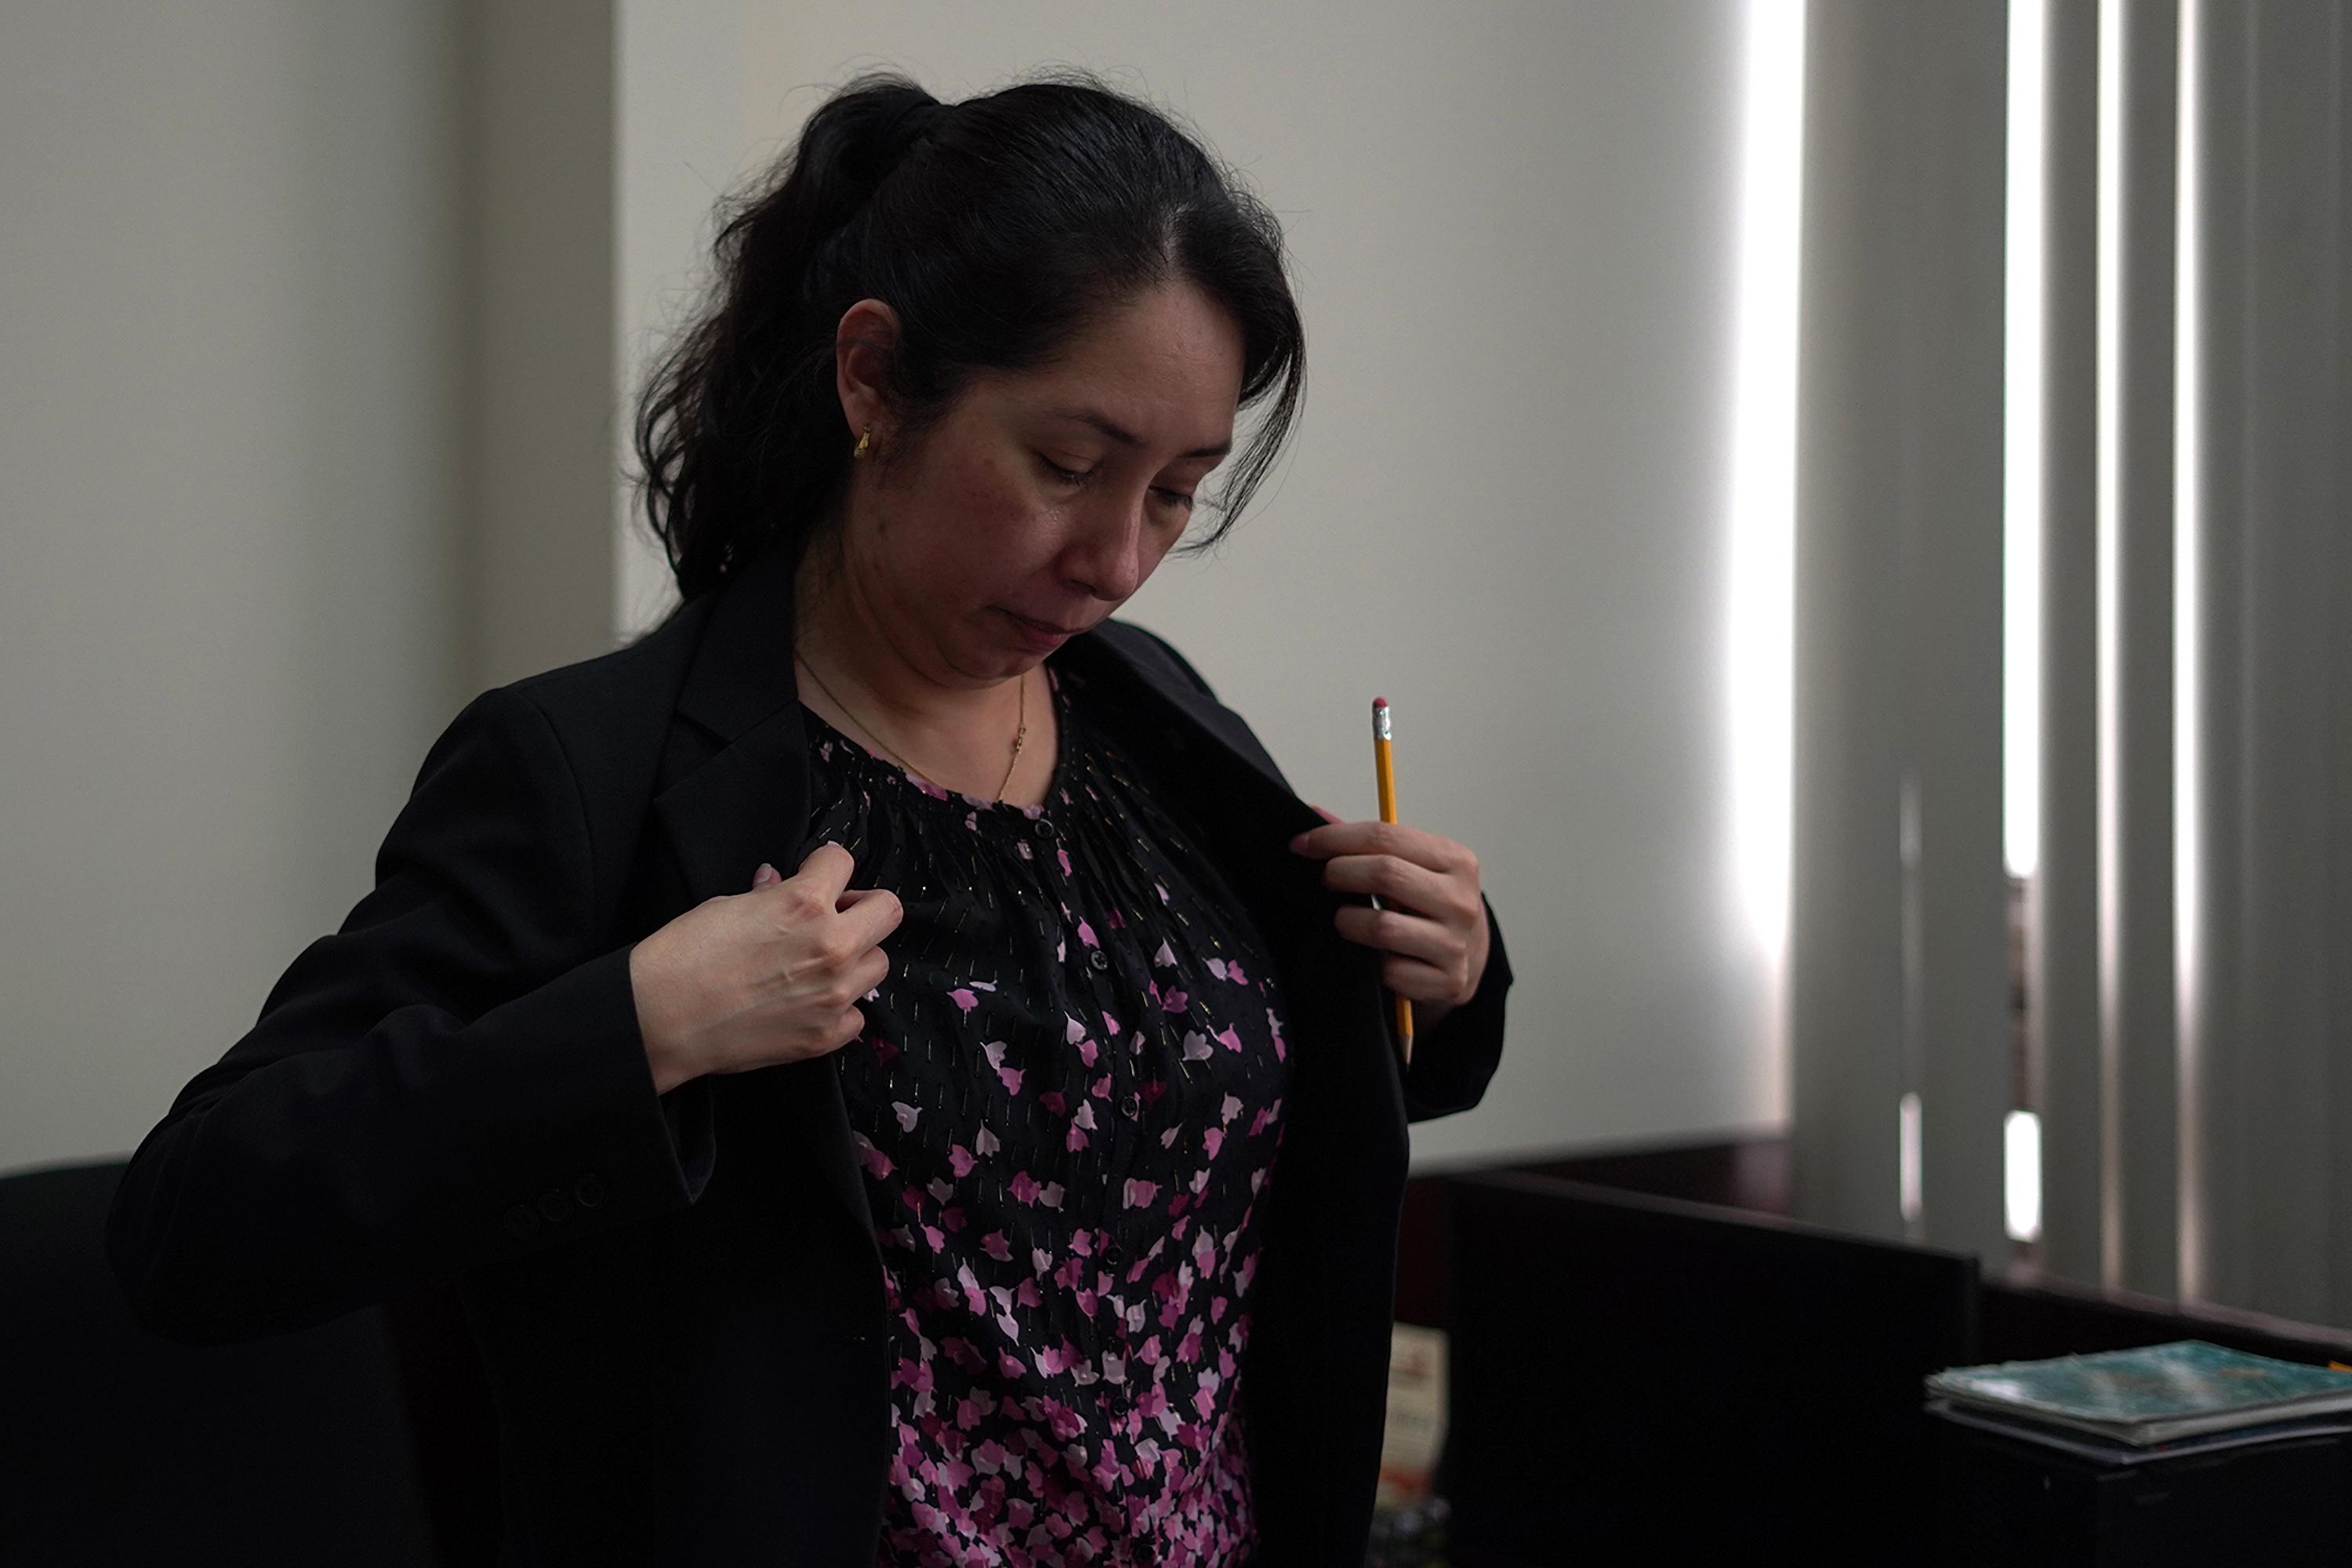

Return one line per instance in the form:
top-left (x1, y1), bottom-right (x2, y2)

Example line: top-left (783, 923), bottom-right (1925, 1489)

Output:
top-left (473, 0), bottom-right (621, 690)
top-left (725, 1), bottom-right (1781, 1167)
top-left (615, 0), bottom-right (748, 636)
top-left (0, 3), bottom-right (468, 1172)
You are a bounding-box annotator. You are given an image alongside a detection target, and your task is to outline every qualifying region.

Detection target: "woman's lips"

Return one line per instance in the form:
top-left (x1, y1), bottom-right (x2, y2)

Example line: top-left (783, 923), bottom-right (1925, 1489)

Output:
top-left (1004, 610), bottom-right (1084, 645)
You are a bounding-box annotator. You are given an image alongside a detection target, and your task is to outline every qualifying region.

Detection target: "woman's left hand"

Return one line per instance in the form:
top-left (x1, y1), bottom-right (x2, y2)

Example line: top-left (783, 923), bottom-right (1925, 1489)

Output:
top-left (1289, 804), bottom-right (1490, 1024)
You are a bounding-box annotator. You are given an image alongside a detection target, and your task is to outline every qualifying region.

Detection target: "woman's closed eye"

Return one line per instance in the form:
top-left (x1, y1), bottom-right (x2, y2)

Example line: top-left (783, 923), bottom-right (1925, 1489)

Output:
top-left (1037, 453), bottom-right (1195, 514)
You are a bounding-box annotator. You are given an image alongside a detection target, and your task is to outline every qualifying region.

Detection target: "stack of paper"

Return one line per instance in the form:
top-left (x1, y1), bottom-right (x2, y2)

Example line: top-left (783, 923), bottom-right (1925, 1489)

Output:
top-left (1927, 1340), bottom-right (2352, 1447)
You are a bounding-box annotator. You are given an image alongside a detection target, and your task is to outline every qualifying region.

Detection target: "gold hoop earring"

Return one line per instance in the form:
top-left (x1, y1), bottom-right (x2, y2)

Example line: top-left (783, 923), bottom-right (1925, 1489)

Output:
top-left (851, 428), bottom-right (873, 460)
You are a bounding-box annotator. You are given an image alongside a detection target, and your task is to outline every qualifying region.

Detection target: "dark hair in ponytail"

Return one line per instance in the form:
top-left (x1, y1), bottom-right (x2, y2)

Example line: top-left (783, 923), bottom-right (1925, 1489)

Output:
top-left (631, 70), bottom-right (1306, 603)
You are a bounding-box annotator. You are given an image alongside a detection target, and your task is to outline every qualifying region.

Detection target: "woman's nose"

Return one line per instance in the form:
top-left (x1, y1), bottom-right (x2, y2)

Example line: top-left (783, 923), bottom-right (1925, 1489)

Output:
top-left (1062, 492), bottom-right (1151, 602)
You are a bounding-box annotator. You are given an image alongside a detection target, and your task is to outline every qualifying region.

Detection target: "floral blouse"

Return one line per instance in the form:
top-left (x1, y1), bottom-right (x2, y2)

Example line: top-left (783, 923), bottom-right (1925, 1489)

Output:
top-left (802, 658), bottom-right (1295, 1568)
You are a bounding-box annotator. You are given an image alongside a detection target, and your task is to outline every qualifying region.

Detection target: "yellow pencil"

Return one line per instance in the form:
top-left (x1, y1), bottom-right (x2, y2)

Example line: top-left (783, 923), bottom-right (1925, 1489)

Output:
top-left (1372, 696), bottom-right (1413, 1064)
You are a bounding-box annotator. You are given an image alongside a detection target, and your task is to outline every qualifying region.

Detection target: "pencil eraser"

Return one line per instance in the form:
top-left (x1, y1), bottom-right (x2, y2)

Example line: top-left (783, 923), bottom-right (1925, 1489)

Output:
top-left (1373, 695), bottom-right (1388, 710)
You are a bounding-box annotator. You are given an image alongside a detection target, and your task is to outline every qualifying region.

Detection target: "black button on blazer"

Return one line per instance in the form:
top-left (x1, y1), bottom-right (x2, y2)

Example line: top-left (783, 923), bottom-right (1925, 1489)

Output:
top-left (107, 537), bottom-right (1515, 1566)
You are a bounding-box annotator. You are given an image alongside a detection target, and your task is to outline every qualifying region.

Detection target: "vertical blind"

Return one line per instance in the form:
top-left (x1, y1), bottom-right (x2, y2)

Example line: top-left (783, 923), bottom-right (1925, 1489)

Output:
top-left (1790, 0), bottom-right (2352, 1329)
top-left (1789, 0), bottom-right (2011, 1263)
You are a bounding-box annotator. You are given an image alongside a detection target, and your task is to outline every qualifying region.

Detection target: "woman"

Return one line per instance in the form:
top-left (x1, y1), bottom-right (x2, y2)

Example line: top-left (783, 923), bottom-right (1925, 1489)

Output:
top-left (108, 72), bottom-right (1512, 1566)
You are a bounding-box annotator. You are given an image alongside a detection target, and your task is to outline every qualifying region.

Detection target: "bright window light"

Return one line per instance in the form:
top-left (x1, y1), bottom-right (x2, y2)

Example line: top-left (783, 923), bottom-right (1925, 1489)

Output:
top-left (2094, 0), bottom-right (2125, 1005)
top-left (2095, 0), bottom-right (2126, 1287)
top-left (1726, 0), bottom-right (1807, 965)
top-left (2005, 0), bottom-right (2048, 881)
top-left (2006, 1109), bottom-right (2045, 1241)
top-left (1900, 1092), bottom-right (1924, 1228)
top-left (2173, 0), bottom-right (2205, 1298)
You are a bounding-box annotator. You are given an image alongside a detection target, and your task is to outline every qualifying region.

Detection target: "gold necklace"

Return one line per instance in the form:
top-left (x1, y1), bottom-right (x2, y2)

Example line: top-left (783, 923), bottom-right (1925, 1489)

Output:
top-left (795, 650), bottom-right (1029, 801)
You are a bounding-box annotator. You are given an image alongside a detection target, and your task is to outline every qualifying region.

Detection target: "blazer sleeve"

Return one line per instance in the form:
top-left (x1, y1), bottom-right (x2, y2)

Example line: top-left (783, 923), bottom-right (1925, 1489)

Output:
top-left (1398, 894), bottom-right (1513, 1123)
top-left (107, 684), bottom-right (706, 1346)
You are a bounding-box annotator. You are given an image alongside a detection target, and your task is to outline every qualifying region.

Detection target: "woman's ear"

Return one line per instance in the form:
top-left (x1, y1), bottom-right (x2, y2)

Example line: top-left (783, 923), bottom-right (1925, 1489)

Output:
top-left (834, 298), bottom-right (902, 448)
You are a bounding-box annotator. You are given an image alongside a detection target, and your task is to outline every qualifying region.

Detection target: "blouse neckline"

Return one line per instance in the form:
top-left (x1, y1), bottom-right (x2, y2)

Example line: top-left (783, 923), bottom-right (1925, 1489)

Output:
top-left (799, 663), bottom-right (1073, 825)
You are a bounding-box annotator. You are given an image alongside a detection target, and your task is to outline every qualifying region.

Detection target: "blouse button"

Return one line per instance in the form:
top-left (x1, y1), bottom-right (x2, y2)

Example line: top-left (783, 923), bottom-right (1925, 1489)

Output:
top-left (1033, 817), bottom-right (1057, 839)
top-left (1088, 948), bottom-right (1109, 972)
top-left (1121, 1093), bottom-right (1140, 1118)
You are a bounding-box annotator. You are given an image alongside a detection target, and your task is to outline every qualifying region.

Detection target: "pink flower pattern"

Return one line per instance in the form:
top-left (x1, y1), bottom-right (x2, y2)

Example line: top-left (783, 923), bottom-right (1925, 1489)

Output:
top-left (804, 663), bottom-right (1292, 1567)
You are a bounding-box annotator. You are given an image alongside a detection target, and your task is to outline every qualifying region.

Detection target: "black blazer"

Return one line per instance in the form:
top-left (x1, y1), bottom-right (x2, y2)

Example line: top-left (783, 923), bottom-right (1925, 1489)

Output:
top-left (107, 536), bottom-right (1515, 1566)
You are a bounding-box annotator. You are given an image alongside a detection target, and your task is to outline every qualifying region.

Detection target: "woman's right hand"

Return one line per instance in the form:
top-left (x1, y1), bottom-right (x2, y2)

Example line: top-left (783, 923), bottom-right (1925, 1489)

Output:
top-left (628, 842), bottom-right (902, 1095)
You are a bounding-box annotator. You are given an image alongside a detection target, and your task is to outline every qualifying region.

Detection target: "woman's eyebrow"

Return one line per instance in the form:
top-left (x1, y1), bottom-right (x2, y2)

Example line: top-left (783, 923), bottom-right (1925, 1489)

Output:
top-left (1049, 406), bottom-right (1232, 461)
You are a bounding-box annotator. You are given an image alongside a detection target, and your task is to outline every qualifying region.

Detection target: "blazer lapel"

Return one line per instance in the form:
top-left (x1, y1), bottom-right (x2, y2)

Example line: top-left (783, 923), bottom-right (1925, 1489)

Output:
top-left (648, 533), bottom-right (825, 909)
top-left (644, 539), bottom-right (871, 1230)
top-left (1059, 625), bottom-right (1330, 846)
